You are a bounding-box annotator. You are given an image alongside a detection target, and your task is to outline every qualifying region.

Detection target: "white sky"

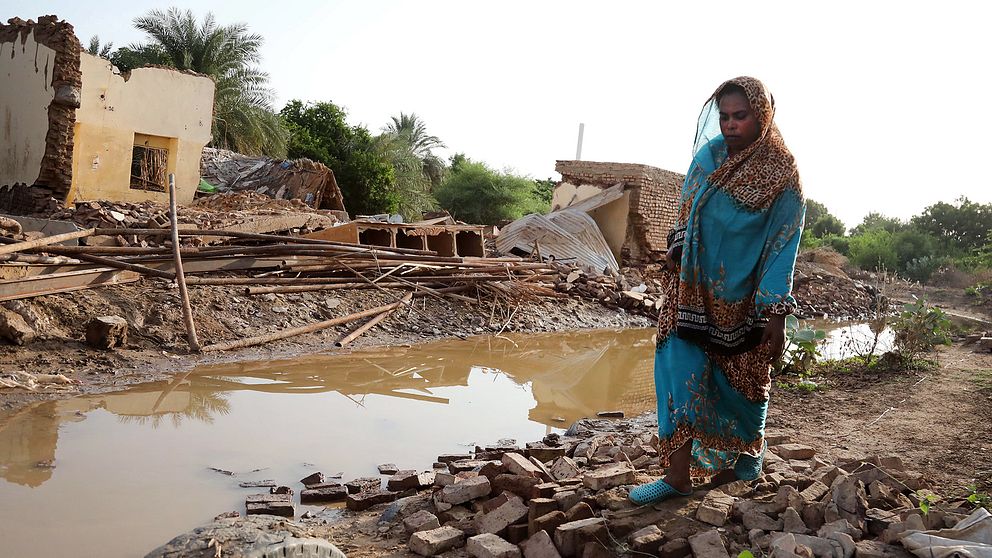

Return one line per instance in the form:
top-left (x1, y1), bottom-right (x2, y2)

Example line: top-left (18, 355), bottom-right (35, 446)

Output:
top-left (7, 1), bottom-right (991, 227)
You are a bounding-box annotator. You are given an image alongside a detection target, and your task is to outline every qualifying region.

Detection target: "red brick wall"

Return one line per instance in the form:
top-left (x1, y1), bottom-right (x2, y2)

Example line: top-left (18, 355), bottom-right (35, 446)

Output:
top-left (555, 160), bottom-right (684, 265)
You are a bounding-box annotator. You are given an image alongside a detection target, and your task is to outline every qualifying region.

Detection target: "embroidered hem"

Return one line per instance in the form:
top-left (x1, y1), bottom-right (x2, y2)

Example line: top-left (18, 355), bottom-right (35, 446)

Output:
top-left (655, 422), bottom-right (765, 477)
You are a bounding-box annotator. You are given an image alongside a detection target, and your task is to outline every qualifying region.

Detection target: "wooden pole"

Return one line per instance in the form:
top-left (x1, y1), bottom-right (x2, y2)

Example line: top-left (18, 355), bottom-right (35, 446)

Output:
top-left (200, 298), bottom-right (411, 353)
top-left (0, 228), bottom-right (96, 255)
top-left (169, 174), bottom-right (201, 352)
top-left (334, 292), bottom-right (413, 347)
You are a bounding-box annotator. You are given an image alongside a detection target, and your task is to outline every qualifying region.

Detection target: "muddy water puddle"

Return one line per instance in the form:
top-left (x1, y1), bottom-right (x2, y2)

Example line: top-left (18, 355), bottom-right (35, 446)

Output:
top-left (0, 329), bottom-right (658, 557)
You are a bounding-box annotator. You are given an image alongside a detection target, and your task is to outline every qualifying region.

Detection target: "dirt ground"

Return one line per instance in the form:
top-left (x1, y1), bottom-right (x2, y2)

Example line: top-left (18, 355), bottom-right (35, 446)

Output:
top-left (770, 343), bottom-right (992, 495)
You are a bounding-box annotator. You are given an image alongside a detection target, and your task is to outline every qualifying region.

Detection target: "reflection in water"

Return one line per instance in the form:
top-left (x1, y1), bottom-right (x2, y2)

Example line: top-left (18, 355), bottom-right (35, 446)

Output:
top-left (0, 329), bottom-right (656, 490)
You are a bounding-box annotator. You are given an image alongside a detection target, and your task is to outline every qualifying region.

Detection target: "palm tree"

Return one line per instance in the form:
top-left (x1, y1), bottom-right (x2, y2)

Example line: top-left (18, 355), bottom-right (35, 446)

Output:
top-left (383, 113), bottom-right (446, 190)
top-left (87, 36), bottom-right (113, 58)
top-left (126, 8), bottom-right (287, 157)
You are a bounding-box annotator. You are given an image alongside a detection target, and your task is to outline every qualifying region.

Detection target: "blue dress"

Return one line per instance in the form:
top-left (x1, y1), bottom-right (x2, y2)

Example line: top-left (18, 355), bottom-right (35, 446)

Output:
top-left (655, 136), bottom-right (804, 475)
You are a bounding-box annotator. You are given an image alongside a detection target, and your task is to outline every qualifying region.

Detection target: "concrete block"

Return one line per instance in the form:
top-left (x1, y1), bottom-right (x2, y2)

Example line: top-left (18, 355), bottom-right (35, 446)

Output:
top-left (409, 525), bottom-right (465, 556)
top-left (466, 533), bottom-right (522, 558)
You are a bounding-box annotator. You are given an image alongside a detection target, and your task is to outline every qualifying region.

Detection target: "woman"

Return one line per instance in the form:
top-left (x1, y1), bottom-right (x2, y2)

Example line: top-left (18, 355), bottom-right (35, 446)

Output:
top-left (629, 76), bottom-right (805, 504)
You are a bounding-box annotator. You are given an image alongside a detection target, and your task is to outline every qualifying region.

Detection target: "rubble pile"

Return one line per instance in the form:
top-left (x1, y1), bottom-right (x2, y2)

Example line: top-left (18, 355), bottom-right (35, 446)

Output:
top-left (294, 416), bottom-right (978, 558)
top-left (554, 266), bottom-right (664, 321)
top-left (40, 195), bottom-right (339, 246)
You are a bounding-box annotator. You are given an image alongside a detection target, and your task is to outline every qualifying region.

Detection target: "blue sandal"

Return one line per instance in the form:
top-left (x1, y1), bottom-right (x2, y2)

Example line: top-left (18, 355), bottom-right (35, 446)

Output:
top-left (629, 479), bottom-right (692, 505)
top-left (734, 441), bottom-right (767, 481)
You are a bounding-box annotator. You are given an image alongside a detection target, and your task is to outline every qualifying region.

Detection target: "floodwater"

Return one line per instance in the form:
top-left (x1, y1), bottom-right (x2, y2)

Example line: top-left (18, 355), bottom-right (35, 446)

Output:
top-left (0, 321), bottom-right (884, 557)
top-left (0, 328), bottom-right (658, 558)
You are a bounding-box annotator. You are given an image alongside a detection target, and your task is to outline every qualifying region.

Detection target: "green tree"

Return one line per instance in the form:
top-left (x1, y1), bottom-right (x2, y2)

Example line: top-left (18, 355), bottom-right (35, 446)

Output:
top-left (848, 228), bottom-right (898, 272)
top-left (811, 214), bottom-right (846, 238)
top-left (911, 197), bottom-right (992, 250)
top-left (121, 7), bottom-right (288, 157)
top-left (435, 156), bottom-right (549, 224)
top-left (281, 100), bottom-right (397, 216)
top-left (850, 212), bottom-right (905, 236)
top-left (534, 178), bottom-right (556, 206)
top-left (86, 35), bottom-right (113, 58)
top-left (383, 113), bottom-right (446, 190)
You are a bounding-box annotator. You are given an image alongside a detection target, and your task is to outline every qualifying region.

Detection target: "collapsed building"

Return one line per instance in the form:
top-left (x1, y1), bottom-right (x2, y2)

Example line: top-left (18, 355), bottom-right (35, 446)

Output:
top-left (0, 16), bottom-right (215, 214)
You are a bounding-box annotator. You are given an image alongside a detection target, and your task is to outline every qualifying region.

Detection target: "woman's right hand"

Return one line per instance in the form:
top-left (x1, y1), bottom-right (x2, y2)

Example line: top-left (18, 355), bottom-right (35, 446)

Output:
top-left (665, 246), bottom-right (681, 273)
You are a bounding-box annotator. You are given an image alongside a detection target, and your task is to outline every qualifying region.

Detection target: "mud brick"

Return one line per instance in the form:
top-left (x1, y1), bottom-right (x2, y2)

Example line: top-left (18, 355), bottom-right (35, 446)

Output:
top-left (506, 524), bottom-right (529, 544)
top-left (775, 443), bottom-right (817, 460)
top-left (564, 502), bottom-right (594, 523)
top-left (554, 517), bottom-right (607, 557)
top-left (550, 457), bottom-right (582, 481)
top-left (783, 507), bottom-right (810, 534)
top-left (697, 490), bottom-right (735, 526)
top-left (688, 529), bottom-right (729, 558)
top-left (438, 453), bottom-right (474, 464)
top-left (238, 480), bottom-right (276, 488)
top-left (493, 474), bottom-right (541, 501)
top-left (765, 434), bottom-right (792, 446)
top-left (346, 489), bottom-right (397, 511)
top-left (529, 456), bottom-right (555, 482)
top-left (532, 482), bottom-right (559, 499)
top-left (801, 480), bottom-right (831, 503)
top-left (85, 315), bottom-right (127, 349)
top-left (438, 505), bottom-right (475, 523)
top-left (554, 490), bottom-right (583, 512)
top-left (529, 498), bottom-right (558, 524)
top-left (409, 526), bottom-right (465, 556)
top-left (378, 463), bottom-right (399, 475)
top-left (245, 493), bottom-right (293, 517)
top-left (527, 445), bottom-right (567, 463)
top-left (386, 470), bottom-right (419, 491)
top-left (630, 525), bottom-right (665, 554)
top-left (435, 472), bottom-right (457, 487)
top-left (743, 509), bottom-right (783, 531)
top-left (476, 493), bottom-right (529, 535)
top-left (857, 537), bottom-right (916, 557)
top-left (300, 484), bottom-right (347, 503)
top-left (503, 453), bottom-right (542, 477)
top-left (345, 476), bottom-right (380, 494)
top-left (416, 471), bottom-right (436, 489)
top-left (441, 475), bottom-right (492, 505)
top-left (299, 472), bottom-right (325, 487)
top-left (722, 480), bottom-right (753, 498)
top-left (480, 461), bottom-right (508, 480)
top-left (659, 537), bottom-right (691, 558)
top-left (404, 509), bottom-right (441, 534)
top-left (467, 533), bottom-right (522, 558)
top-left (270, 486), bottom-right (292, 495)
top-left (520, 530), bottom-right (562, 558)
top-left (581, 463), bottom-right (635, 491)
top-left (581, 542), bottom-right (614, 558)
top-left (530, 510), bottom-right (567, 536)
top-left (452, 459), bottom-right (501, 473)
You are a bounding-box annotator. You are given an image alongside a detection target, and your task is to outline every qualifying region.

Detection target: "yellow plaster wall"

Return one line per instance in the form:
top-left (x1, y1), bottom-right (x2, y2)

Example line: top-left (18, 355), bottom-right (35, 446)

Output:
top-left (0, 33), bottom-right (56, 186)
top-left (67, 53), bottom-right (214, 205)
top-left (552, 181), bottom-right (631, 262)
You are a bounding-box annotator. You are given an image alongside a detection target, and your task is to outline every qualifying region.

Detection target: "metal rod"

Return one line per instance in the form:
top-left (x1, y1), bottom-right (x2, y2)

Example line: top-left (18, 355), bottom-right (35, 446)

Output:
top-left (170, 174), bottom-right (200, 352)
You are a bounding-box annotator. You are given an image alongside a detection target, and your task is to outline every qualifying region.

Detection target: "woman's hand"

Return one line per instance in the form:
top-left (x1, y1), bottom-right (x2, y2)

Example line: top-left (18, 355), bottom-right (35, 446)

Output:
top-left (665, 246), bottom-right (682, 273)
top-left (761, 314), bottom-right (787, 363)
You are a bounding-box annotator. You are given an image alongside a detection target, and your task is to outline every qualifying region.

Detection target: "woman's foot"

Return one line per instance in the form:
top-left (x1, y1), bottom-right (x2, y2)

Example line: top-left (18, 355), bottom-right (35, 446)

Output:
top-left (628, 478), bottom-right (692, 505)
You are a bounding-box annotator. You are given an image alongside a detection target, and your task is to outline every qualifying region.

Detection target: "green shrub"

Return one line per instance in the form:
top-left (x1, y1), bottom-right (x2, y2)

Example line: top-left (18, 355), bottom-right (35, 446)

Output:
top-left (892, 299), bottom-right (952, 361)
top-left (435, 158), bottom-right (549, 225)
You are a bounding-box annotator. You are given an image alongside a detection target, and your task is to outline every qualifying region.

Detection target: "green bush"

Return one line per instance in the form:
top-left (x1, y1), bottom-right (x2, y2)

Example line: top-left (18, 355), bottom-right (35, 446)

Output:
top-left (892, 299), bottom-right (952, 361)
top-left (848, 229), bottom-right (898, 272)
top-left (435, 157), bottom-right (549, 225)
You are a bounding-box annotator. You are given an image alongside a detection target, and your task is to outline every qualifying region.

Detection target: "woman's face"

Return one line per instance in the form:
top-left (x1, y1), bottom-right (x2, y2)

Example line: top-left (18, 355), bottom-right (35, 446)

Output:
top-left (718, 91), bottom-right (761, 153)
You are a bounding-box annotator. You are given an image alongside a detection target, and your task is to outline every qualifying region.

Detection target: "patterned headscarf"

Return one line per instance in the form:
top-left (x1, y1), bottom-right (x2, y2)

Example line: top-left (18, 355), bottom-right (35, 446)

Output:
top-left (706, 76), bottom-right (801, 209)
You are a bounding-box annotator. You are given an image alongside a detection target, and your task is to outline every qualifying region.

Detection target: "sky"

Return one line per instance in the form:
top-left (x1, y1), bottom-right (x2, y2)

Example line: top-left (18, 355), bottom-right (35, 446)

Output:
top-left (6, 1), bottom-right (991, 227)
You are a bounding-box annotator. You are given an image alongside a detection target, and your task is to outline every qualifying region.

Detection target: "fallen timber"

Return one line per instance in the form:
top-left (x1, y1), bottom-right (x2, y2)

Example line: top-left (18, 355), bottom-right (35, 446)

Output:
top-left (0, 225), bottom-right (569, 351)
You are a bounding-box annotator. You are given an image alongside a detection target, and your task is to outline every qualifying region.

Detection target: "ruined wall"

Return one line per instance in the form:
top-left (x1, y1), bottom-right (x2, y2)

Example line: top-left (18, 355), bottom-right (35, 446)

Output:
top-left (67, 53), bottom-right (214, 205)
top-left (554, 160), bottom-right (684, 265)
top-left (0, 16), bottom-right (81, 213)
